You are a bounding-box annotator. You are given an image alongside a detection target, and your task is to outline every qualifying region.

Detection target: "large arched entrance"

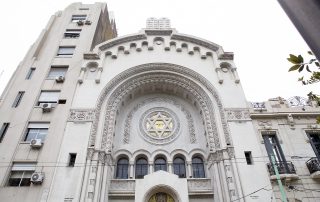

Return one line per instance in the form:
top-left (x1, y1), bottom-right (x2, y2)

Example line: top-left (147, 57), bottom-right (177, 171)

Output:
top-left (148, 192), bottom-right (175, 202)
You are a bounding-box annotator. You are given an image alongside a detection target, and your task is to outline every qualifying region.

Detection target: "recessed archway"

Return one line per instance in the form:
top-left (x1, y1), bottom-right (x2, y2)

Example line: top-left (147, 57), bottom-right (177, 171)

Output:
top-left (89, 63), bottom-right (232, 153)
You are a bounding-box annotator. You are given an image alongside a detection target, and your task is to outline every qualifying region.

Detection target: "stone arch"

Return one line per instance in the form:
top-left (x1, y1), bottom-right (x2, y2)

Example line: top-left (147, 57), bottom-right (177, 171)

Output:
top-left (113, 149), bottom-right (132, 162)
top-left (151, 149), bottom-right (171, 162)
top-left (90, 63), bottom-right (232, 154)
top-left (144, 184), bottom-right (181, 202)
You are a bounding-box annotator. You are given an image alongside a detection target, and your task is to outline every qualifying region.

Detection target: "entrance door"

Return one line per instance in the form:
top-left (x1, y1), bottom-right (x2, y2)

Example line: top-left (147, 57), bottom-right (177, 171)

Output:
top-left (148, 192), bottom-right (175, 202)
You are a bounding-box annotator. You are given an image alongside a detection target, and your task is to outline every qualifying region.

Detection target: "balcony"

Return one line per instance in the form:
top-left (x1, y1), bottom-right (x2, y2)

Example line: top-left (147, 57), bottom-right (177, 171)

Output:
top-left (306, 157), bottom-right (320, 178)
top-left (267, 161), bottom-right (299, 181)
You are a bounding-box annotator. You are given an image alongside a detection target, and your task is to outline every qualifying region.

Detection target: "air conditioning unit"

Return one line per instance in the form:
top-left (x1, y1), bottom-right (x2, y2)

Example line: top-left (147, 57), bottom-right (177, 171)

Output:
top-left (30, 172), bottom-right (44, 184)
top-left (85, 20), bottom-right (92, 25)
top-left (55, 76), bottom-right (65, 83)
top-left (77, 20), bottom-right (84, 26)
top-left (30, 138), bottom-right (42, 148)
top-left (40, 103), bottom-right (53, 112)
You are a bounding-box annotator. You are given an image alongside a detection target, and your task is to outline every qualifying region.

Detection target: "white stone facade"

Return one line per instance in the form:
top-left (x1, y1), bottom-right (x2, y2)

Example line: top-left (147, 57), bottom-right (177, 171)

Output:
top-left (0, 3), bottom-right (320, 202)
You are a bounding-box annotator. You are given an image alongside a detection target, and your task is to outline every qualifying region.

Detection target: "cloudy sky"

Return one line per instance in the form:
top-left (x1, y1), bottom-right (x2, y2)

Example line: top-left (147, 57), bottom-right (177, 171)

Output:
top-left (0, 0), bottom-right (316, 101)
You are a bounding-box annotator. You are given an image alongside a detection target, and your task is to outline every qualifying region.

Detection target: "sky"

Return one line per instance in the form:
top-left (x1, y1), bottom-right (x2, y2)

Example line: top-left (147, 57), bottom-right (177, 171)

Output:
top-left (0, 0), bottom-right (317, 102)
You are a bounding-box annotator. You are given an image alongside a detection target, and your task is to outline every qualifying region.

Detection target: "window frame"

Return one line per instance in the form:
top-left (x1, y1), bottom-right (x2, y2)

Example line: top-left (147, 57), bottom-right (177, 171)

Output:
top-left (25, 68), bottom-right (35, 80)
top-left (0, 122), bottom-right (10, 143)
top-left (173, 157), bottom-right (186, 178)
top-left (71, 15), bottom-right (87, 22)
top-left (24, 122), bottom-right (49, 142)
top-left (192, 157), bottom-right (205, 178)
top-left (64, 29), bottom-right (81, 38)
top-left (116, 158), bottom-right (129, 179)
top-left (37, 90), bottom-right (60, 105)
top-left (12, 91), bottom-right (25, 108)
top-left (154, 157), bottom-right (167, 172)
top-left (306, 130), bottom-right (320, 160)
top-left (7, 162), bottom-right (36, 187)
top-left (57, 46), bottom-right (76, 57)
top-left (47, 66), bottom-right (68, 79)
top-left (135, 158), bottom-right (148, 179)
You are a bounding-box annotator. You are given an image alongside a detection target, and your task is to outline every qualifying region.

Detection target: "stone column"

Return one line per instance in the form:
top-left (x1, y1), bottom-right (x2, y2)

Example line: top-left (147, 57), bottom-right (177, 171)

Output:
top-left (129, 161), bottom-right (134, 178)
top-left (187, 161), bottom-right (192, 178)
top-left (93, 152), bottom-right (105, 202)
top-left (95, 67), bottom-right (102, 84)
top-left (149, 162), bottom-right (153, 174)
top-left (168, 161), bottom-right (173, 173)
top-left (80, 148), bottom-right (94, 202)
top-left (78, 67), bottom-right (86, 84)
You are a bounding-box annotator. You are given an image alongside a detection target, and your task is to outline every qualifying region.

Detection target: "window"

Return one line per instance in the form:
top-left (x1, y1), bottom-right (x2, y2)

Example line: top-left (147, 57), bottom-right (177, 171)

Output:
top-left (38, 91), bottom-right (60, 105)
top-left (307, 131), bottom-right (320, 159)
top-left (244, 151), bottom-right (253, 165)
top-left (47, 66), bottom-right (68, 79)
top-left (12, 91), bottom-right (25, 108)
top-left (7, 162), bottom-right (36, 186)
top-left (26, 68), bottom-right (35, 80)
top-left (135, 158), bottom-right (148, 179)
top-left (57, 46), bottom-right (75, 57)
top-left (154, 157), bottom-right (167, 172)
top-left (173, 157), bottom-right (186, 178)
top-left (263, 134), bottom-right (286, 163)
top-left (24, 122), bottom-right (49, 142)
top-left (64, 29), bottom-right (81, 38)
top-left (0, 123), bottom-right (10, 142)
top-left (68, 153), bottom-right (77, 167)
top-left (192, 157), bottom-right (205, 178)
top-left (116, 158), bottom-right (129, 179)
top-left (71, 15), bottom-right (86, 22)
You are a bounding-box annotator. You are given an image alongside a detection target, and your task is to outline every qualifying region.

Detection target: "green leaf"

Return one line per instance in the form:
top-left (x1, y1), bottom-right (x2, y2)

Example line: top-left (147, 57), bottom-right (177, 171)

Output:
top-left (289, 64), bottom-right (301, 72)
top-left (298, 64), bottom-right (305, 72)
top-left (298, 76), bottom-right (304, 81)
top-left (315, 62), bottom-right (320, 67)
top-left (287, 54), bottom-right (301, 64)
top-left (298, 55), bottom-right (304, 63)
top-left (308, 51), bottom-right (313, 55)
top-left (306, 65), bottom-right (311, 72)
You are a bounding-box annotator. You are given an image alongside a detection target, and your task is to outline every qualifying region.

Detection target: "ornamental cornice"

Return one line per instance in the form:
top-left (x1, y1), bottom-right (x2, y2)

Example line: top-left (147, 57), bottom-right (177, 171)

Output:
top-left (68, 108), bottom-right (95, 122)
top-left (99, 34), bottom-right (147, 51)
top-left (171, 34), bottom-right (220, 52)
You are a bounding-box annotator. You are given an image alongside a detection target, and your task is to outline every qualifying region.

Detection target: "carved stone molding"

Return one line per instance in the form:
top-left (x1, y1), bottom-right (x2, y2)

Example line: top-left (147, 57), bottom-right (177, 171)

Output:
top-left (90, 63), bottom-right (232, 152)
top-left (258, 120), bottom-right (272, 129)
top-left (225, 109), bottom-right (251, 121)
top-left (145, 30), bottom-right (173, 36)
top-left (124, 97), bottom-right (196, 144)
top-left (83, 53), bottom-right (100, 60)
top-left (109, 180), bottom-right (135, 193)
top-left (187, 179), bottom-right (212, 192)
top-left (171, 34), bottom-right (220, 52)
top-left (99, 34), bottom-right (147, 51)
top-left (86, 148), bottom-right (95, 160)
top-left (68, 109), bottom-right (95, 122)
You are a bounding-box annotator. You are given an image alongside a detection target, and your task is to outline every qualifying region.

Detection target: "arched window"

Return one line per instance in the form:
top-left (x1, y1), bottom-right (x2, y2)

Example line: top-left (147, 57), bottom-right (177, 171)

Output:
top-left (173, 157), bottom-right (186, 178)
top-left (154, 157), bottom-right (167, 172)
top-left (192, 157), bottom-right (205, 178)
top-left (116, 158), bottom-right (129, 179)
top-left (135, 158), bottom-right (148, 179)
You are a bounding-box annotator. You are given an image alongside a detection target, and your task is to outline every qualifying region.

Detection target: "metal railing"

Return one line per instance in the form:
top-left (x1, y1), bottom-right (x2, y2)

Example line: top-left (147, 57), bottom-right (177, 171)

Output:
top-left (306, 157), bottom-right (320, 174)
top-left (267, 161), bottom-right (296, 175)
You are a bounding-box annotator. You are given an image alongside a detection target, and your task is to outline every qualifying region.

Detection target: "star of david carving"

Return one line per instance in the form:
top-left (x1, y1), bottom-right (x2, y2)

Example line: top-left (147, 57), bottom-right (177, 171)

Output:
top-left (146, 112), bottom-right (173, 138)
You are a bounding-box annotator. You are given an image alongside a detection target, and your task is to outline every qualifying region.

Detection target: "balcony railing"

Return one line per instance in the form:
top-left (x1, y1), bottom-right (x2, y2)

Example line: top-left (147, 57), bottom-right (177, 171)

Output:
top-left (267, 161), bottom-right (296, 175)
top-left (306, 157), bottom-right (320, 174)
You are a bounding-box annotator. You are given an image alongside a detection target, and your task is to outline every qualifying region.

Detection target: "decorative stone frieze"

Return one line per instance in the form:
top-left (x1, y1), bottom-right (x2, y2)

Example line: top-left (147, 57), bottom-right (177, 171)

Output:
top-left (68, 109), bottom-right (95, 122)
top-left (99, 34), bottom-right (147, 51)
top-left (109, 180), bottom-right (135, 193)
top-left (187, 179), bottom-right (212, 192)
top-left (225, 109), bottom-right (251, 121)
